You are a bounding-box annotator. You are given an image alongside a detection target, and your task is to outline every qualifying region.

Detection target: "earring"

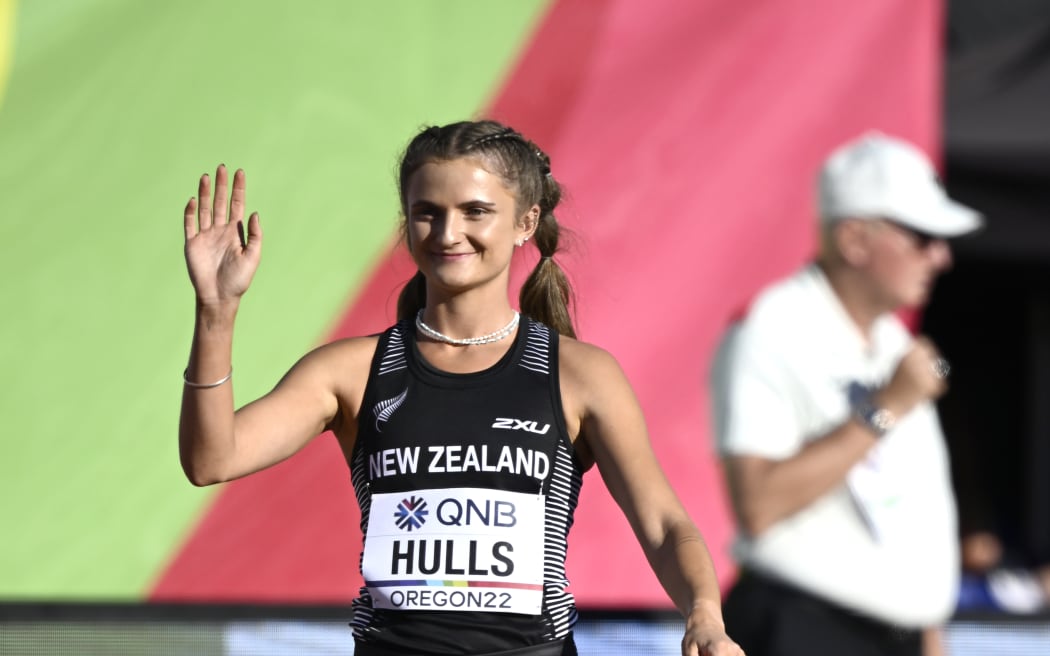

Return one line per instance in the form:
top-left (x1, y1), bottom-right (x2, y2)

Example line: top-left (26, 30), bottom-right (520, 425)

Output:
top-left (515, 239), bottom-right (523, 247)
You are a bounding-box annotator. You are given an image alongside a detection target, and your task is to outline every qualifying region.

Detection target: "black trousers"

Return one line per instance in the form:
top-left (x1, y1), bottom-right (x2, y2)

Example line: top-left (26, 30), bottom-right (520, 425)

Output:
top-left (722, 572), bottom-right (922, 656)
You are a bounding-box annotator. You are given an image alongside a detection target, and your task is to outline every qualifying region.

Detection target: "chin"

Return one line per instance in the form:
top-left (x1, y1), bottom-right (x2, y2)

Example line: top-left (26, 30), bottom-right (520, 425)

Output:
top-left (888, 288), bottom-right (926, 310)
top-left (908, 290), bottom-right (931, 307)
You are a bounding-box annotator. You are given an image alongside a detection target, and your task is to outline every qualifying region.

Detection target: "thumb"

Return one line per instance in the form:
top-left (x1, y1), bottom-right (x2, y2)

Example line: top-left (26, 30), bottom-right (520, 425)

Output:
top-left (243, 212), bottom-right (263, 255)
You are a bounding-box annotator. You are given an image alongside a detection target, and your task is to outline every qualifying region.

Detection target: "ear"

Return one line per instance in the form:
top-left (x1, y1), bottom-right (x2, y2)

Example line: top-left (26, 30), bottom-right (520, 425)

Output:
top-left (834, 220), bottom-right (872, 267)
top-left (517, 204), bottom-right (541, 244)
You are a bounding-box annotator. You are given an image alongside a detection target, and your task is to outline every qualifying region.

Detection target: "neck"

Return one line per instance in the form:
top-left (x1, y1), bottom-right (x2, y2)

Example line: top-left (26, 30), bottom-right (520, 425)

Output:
top-left (816, 259), bottom-right (891, 339)
top-left (419, 286), bottom-right (519, 342)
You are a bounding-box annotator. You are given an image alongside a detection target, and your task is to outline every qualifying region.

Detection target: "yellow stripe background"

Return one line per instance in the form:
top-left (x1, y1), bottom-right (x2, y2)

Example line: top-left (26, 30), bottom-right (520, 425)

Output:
top-left (0, 0), bottom-right (15, 107)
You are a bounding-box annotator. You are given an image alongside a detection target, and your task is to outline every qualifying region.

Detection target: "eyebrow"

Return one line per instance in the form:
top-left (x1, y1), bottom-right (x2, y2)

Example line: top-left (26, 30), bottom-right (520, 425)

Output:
top-left (409, 199), bottom-right (498, 211)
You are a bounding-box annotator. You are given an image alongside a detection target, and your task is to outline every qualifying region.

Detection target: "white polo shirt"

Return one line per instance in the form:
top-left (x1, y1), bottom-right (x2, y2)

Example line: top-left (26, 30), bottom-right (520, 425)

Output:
top-left (710, 264), bottom-right (959, 627)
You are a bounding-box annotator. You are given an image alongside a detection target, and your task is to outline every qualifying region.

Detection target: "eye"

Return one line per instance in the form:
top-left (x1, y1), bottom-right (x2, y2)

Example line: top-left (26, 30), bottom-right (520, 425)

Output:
top-left (464, 206), bottom-right (490, 218)
top-left (913, 232), bottom-right (935, 249)
top-left (885, 220), bottom-right (937, 250)
top-left (901, 225), bottom-right (936, 249)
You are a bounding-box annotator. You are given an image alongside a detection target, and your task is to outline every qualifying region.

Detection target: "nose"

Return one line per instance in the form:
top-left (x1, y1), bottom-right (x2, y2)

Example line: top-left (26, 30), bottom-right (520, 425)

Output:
top-left (435, 212), bottom-right (463, 246)
top-left (928, 239), bottom-right (953, 271)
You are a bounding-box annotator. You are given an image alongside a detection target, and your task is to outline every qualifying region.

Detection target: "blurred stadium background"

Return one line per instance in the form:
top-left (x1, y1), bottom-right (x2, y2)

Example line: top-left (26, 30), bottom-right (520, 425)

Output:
top-left (1, 0), bottom-right (1048, 653)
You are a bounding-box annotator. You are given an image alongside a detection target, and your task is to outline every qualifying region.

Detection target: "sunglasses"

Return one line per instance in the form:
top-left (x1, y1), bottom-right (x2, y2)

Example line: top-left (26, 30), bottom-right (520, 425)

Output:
top-left (883, 220), bottom-right (940, 250)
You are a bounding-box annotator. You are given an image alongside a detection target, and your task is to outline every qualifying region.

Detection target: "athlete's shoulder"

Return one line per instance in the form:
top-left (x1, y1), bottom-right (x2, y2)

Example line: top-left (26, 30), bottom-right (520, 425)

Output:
top-left (558, 334), bottom-right (614, 360)
top-left (558, 336), bottom-right (629, 387)
top-left (301, 333), bottom-right (382, 377)
top-left (313, 332), bottom-right (382, 355)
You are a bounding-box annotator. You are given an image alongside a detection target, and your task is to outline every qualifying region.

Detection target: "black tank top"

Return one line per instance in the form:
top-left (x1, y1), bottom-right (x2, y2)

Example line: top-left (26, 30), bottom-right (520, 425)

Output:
top-left (349, 317), bottom-right (584, 655)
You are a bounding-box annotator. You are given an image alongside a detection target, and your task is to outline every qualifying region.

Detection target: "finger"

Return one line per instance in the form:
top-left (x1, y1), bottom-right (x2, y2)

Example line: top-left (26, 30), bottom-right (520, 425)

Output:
top-left (198, 173), bottom-right (213, 230)
top-left (184, 197), bottom-right (198, 240)
top-left (229, 168), bottom-right (246, 225)
top-left (213, 164), bottom-right (229, 225)
top-left (243, 212), bottom-right (263, 255)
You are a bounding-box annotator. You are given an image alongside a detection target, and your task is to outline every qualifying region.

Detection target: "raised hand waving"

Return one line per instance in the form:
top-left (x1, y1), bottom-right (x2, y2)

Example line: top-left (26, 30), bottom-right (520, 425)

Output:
top-left (183, 164), bottom-right (262, 305)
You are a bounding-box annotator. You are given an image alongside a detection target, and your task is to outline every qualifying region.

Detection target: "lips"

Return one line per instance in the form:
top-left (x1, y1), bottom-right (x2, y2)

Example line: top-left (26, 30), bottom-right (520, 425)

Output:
top-left (432, 251), bottom-right (474, 260)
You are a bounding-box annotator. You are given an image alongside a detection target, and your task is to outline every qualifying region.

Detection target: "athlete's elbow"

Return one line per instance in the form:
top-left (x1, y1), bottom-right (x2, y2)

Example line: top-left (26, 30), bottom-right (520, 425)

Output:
top-left (180, 451), bottom-right (229, 487)
top-left (182, 463), bottom-right (222, 487)
top-left (184, 469), bottom-right (223, 487)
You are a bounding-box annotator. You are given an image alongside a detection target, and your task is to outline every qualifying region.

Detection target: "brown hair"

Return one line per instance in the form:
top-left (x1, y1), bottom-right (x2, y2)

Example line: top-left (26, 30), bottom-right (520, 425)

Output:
top-left (395, 120), bottom-right (576, 337)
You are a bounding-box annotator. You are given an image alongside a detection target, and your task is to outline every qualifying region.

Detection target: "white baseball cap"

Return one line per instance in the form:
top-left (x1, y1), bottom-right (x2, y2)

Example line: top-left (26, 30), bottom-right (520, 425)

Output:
top-left (818, 131), bottom-right (983, 237)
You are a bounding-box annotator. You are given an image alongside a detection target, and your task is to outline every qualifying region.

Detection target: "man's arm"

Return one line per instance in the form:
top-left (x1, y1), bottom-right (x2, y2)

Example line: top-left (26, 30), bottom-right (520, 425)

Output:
top-left (719, 337), bottom-right (948, 537)
top-left (724, 419), bottom-right (878, 536)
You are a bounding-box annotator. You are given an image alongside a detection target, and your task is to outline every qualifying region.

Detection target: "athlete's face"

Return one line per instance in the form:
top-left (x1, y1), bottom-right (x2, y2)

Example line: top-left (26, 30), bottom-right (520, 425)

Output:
top-left (405, 158), bottom-right (535, 296)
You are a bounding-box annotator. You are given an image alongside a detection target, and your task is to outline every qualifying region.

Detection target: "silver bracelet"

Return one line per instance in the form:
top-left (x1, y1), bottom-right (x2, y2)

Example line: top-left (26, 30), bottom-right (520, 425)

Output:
top-left (183, 367), bottom-right (233, 389)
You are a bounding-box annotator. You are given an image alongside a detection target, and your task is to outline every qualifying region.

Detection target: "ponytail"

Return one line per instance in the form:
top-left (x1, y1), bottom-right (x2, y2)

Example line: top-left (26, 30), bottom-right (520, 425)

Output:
top-left (396, 270), bottom-right (426, 321)
top-left (519, 178), bottom-right (577, 338)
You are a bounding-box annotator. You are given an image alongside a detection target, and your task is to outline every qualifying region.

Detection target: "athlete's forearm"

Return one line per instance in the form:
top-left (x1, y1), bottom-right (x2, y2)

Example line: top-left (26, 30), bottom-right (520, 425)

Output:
top-left (179, 300), bottom-right (239, 486)
top-left (650, 519), bottom-right (725, 622)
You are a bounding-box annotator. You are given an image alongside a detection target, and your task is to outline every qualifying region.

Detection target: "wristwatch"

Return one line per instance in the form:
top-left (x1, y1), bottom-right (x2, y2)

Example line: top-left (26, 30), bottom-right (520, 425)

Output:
top-left (853, 395), bottom-right (896, 437)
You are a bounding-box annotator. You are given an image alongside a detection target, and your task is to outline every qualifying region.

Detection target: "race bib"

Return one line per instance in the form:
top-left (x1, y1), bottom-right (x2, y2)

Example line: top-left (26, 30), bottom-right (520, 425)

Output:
top-left (362, 487), bottom-right (545, 615)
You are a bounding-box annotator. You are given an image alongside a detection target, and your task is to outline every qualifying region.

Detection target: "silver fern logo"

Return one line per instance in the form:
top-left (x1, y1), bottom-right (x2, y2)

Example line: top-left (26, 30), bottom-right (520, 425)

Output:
top-left (373, 389), bottom-right (408, 432)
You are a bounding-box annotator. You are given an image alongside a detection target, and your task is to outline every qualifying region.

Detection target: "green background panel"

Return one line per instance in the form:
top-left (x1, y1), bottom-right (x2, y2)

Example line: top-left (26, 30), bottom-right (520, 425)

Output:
top-left (0, 0), bottom-right (547, 599)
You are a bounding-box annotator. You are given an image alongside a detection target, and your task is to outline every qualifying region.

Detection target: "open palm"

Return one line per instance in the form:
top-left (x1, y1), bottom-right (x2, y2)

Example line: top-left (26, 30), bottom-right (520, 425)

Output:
top-left (183, 165), bottom-right (263, 304)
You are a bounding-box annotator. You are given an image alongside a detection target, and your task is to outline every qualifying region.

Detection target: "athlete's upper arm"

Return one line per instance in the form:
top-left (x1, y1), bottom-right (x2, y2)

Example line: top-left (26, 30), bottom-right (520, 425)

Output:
top-left (561, 341), bottom-right (689, 548)
top-left (226, 336), bottom-right (377, 480)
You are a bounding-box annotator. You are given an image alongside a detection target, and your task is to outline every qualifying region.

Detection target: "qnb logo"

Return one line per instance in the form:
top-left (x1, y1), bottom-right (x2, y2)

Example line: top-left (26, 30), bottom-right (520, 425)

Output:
top-left (394, 495), bottom-right (429, 531)
top-left (491, 417), bottom-right (550, 435)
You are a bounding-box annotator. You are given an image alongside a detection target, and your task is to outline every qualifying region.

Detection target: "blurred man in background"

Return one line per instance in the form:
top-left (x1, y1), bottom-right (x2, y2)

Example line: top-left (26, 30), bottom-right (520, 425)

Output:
top-left (710, 132), bottom-right (983, 656)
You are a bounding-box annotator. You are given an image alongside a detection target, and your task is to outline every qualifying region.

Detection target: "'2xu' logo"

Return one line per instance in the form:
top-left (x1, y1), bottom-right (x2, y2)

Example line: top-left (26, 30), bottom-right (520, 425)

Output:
top-left (492, 417), bottom-right (550, 435)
